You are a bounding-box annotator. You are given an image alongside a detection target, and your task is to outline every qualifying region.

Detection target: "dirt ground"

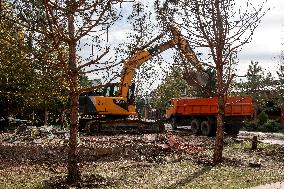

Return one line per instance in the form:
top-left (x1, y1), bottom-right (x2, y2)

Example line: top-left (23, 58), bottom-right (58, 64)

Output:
top-left (0, 126), bottom-right (284, 188)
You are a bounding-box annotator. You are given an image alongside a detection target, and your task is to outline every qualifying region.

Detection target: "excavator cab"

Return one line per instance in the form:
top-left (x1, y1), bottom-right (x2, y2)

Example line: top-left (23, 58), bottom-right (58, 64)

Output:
top-left (103, 83), bottom-right (119, 97)
top-left (102, 83), bottom-right (135, 104)
top-left (79, 82), bottom-right (136, 116)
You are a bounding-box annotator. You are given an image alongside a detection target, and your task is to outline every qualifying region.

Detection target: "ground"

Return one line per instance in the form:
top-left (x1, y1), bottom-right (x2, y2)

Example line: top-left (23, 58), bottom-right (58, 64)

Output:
top-left (0, 126), bottom-right (284, 189)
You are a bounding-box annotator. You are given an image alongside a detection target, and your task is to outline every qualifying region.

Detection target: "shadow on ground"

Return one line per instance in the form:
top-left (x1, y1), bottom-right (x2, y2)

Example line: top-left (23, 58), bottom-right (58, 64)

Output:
top-left (165, 166), bottom-right (212, 189)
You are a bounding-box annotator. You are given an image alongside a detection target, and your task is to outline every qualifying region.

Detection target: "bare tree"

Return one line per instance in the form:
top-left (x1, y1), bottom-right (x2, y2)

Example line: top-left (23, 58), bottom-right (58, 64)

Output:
top-left (155, 0), bottom-right (267, 163)
top-left (12, 0), bottom-right (130, 183)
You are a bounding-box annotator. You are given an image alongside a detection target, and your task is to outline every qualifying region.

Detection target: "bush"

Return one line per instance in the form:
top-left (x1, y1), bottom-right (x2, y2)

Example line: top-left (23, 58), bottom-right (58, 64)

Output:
top-left (257, 111), bottom-right (269, 125)
top-left (243, 118), bottom-right (284, 133)
top-left (243, 120), bottom-right (258, 131)
top-left (259, 119), bottom-right (283, 133)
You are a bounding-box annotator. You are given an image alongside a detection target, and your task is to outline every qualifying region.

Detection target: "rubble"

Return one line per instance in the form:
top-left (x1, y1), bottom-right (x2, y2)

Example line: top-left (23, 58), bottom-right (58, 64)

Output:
top-left (0, 127), bottom-right (207, 165)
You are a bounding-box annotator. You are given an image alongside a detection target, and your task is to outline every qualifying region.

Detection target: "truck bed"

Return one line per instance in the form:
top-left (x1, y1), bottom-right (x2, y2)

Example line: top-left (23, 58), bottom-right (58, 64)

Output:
top-left (169, 96), bottom-right (254, 117)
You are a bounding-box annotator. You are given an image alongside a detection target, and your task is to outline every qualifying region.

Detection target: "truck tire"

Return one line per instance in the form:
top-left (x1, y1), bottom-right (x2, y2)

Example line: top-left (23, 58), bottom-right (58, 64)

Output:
top-left (191, 119), bottom-right (201, 135)
top-left (225, 124), bottom-right (241, 136)
top-left (201, 120), bottom-right (215, 137)
top-left (171, 117), bottom-right (177, 130)
top-left (225, 117), bottom-right (243, 136)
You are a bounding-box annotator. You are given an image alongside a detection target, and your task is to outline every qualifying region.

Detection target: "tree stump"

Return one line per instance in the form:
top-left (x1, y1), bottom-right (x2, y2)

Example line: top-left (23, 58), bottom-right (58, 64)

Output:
top-left (251, 136), bottom-right (258, 150)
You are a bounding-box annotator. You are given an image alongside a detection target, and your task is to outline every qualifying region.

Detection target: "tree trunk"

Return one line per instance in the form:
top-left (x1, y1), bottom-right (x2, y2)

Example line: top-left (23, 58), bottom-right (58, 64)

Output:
top-left (213, 94), bottom-right (225, 164)
top-left (67, 91), bottom-right (81, 183)
top-left (213, 56), bottom-right (225, 164)
top-left (66, 9), bottom-right (81, 183)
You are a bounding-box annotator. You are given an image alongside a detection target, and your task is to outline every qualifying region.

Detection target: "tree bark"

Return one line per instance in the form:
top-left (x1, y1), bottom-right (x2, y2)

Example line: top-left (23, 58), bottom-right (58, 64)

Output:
top-left (66, 9), bottom-right (81, 183)
top-left (213, 94), bottom-right (225, 164)
top-left (67, 91), bottom-right (81, 183)
top-left (213, 56), bottom-right (225, 164)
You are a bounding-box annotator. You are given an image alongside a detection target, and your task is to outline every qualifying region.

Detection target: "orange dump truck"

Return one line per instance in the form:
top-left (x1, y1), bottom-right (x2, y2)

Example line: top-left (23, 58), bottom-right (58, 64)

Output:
top-left (165, 96), bottom-right (254, 136)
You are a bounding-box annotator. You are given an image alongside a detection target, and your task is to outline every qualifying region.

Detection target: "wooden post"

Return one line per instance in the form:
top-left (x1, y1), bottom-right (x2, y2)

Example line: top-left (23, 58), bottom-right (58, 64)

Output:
top-left (251, 136), bottom-right (258, 150)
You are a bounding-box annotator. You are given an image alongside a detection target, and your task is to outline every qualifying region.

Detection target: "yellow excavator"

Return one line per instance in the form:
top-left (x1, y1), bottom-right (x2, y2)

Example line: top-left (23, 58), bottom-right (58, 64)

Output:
top-left (79, 27), bottom-right (207, 133)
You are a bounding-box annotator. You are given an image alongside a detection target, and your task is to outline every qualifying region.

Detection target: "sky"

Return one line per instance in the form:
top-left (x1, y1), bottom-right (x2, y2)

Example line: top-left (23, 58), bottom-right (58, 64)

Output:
top-left (237, 0), bottom-right (284, 76)
top-left (86, 0), bottom-right (284, 89)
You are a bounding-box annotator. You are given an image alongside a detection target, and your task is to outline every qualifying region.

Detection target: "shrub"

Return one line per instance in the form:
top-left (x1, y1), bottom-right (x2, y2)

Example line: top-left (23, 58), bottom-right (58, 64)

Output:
top-left (243, 118), bottom-right (284, 133)
top-left (243, 120), bottom-right (258, 131)
top-left (257, 111), bottom-right (269, 125)
top-left (259, 119), bottom-right (282, 133)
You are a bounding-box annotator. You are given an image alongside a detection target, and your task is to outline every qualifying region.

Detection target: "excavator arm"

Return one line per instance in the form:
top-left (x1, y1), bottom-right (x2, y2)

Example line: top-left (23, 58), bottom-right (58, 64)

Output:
top-left (119, 38), bottom-right (177, 98)
top-left (169, 27), bottom-right (205, 73)
top-left (118, 27), bottom-right (207, 99)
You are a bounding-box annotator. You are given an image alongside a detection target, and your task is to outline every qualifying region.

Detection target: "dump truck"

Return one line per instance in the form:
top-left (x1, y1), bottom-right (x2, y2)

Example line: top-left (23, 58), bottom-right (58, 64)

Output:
top-left (166, 96), bottom-right (254, 136)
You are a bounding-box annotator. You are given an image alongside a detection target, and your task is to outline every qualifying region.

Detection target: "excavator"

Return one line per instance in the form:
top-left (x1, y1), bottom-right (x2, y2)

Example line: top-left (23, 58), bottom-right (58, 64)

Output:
top-left (79, 27), bottom-right (207, 133)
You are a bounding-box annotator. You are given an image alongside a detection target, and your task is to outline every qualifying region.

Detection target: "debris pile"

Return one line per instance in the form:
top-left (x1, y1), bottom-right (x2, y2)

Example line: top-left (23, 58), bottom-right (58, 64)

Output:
top-left (0, 128), bottom-right (209, 165)
top-left (156, 133), bottom-right (204, 154)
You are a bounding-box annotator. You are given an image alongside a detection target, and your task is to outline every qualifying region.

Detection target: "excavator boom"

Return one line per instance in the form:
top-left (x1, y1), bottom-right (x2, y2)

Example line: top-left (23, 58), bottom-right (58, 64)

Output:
top-left (119, 27), bottom-right (207, 98)
top-left (119, 38), bottom-right (177, 98)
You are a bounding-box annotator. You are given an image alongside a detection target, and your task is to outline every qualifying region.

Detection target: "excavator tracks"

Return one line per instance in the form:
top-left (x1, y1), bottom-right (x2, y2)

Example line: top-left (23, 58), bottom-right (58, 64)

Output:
top-left (83, 119), bottom-right (165, 135)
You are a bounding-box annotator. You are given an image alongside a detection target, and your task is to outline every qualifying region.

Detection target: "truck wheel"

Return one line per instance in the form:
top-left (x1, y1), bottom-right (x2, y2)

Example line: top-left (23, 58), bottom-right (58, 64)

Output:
top-left (171, 117), bottom-right (177, 130)
top-left (191, 119), bottom-right (201, 135)
top-left (201, 120), bottom-right (215, 137)
top-left (225, 124), bottom-right (240, 136)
